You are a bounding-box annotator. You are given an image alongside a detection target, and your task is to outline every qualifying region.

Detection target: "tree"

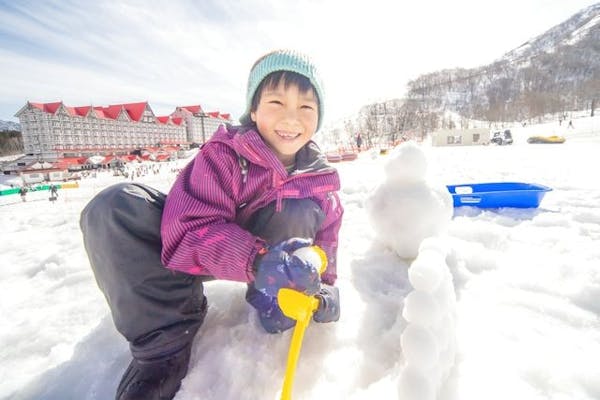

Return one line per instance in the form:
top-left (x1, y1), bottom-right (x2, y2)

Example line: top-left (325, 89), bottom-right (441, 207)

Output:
top-left (0, 130), bottom-right (23, 156)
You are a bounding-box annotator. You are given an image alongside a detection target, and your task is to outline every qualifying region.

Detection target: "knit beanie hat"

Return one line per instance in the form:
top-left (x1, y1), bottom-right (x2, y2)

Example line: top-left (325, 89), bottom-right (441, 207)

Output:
top-left (239, 49), bottom-right (325, 132)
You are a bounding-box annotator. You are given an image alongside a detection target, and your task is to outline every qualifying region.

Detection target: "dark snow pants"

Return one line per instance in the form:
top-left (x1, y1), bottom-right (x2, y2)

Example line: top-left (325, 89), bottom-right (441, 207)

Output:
top-left (80, 182), bottom-right (325, 360)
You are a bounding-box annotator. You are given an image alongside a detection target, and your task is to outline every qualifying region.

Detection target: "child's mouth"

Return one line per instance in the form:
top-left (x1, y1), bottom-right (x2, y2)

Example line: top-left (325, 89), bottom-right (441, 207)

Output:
top-left (275, 130), bottom-right (301, 140)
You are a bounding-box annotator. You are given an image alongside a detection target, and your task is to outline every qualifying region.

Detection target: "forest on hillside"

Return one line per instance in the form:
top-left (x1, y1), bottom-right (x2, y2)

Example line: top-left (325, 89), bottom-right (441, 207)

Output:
top-left (0, 131), bottom-right (24, 156)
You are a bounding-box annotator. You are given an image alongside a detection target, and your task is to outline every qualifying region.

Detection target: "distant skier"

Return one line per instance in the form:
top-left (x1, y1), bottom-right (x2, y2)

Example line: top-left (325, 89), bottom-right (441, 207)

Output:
top-left (19, 186), bottom-right (27, 202)
top-left (49, 184), bottom-right (58, 202)
top-left (356, 133), bottom-right (363, 151)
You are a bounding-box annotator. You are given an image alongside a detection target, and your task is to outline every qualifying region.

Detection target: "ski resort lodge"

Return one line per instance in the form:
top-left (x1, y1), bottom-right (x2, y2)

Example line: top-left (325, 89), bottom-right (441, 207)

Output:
top-left (13, 101), bottom-right (231, 159)
top-left (2, 101), bottom-right (231, 179)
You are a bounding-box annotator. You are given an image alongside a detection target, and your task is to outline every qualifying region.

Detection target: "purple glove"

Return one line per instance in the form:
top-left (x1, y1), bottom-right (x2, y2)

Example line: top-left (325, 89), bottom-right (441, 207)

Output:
top-left (246, 283), bottom-right (295, 334)
top-left (254, 238), bottom-right (320, 297)
top-left (313, 285), bottom-right (340, 323)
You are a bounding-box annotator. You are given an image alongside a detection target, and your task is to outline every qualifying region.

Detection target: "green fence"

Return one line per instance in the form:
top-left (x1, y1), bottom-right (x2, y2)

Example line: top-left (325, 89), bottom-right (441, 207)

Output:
top-left (0, 184), bottom-right (62, 197)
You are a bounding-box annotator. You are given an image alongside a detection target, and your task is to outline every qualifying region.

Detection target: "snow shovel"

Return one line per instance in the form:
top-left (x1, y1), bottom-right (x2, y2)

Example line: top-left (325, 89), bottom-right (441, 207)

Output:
top-left (277, 246), bottom-right (328, 400)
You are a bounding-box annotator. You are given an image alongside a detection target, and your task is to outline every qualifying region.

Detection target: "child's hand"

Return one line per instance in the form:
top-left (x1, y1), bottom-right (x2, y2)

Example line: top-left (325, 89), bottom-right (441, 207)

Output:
top-left (313, 285), bottom-right (340, 323)
top-left (254, 238), bottom-right (320, 297)
top-left (246, 283), bottom-right (295, 334)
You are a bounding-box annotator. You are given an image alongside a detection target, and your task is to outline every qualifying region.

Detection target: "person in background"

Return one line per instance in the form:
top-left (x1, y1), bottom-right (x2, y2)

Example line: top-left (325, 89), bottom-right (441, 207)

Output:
top-left (80, 49), bottom-right (344, 400)
top-left (50, 184), bottom-right (58, 200)
top-left (19, 186), bottom-right (27, 202)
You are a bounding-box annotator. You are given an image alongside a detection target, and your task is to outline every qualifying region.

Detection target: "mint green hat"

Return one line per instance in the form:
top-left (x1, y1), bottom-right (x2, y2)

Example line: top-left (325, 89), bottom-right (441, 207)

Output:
top-left (239, 49), bottom-right (325, 131)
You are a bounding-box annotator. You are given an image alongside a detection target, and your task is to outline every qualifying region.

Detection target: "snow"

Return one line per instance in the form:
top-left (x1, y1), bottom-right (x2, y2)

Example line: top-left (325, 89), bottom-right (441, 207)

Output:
top-left (1, 116), bottom-right (600, 400)
top-left (566, 13), bottom-right (600, 45)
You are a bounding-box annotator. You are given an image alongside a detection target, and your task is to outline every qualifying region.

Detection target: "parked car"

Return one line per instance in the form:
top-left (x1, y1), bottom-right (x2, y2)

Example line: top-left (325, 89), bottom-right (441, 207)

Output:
top-left (491, 129), bottom-right (513, 145)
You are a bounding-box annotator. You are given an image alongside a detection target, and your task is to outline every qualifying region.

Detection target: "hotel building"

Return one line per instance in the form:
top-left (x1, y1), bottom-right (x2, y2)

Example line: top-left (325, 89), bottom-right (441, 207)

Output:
top-left (14, 101), bottom-right (232, 160)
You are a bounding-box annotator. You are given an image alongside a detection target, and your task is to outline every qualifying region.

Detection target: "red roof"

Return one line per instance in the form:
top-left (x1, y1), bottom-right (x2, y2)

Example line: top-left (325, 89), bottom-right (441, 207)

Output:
top-left (74, 106), bottom-right (92, 117)
top-left (25, 101), bottom-right (232, 123)
top-left (30, 101), bottom-right (63, 114)
top-left (180, 105), bottom-right (202, 114)
top-left (54, 157), bottom-right (87, 169)
top-left (104, 105), bottom-right (125, 120)
top-left (92, 107), bottom-right (107, 119)
top-left (121, 102), bottom-right (148, 122)
top-left (22, 167), bottom-right (67, 174)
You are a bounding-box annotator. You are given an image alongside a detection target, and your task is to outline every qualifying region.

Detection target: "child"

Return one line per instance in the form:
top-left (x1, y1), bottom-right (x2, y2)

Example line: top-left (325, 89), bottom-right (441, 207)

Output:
top-left (80, 49), bottom-right (344, 400)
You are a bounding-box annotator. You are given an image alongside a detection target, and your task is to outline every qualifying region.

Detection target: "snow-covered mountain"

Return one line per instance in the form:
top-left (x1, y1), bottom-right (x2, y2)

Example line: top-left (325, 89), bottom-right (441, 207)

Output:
top-left (504, 3), bottom-right (600, 62)
top-left (406, 3), bottom-right (600, 122)
top-left (0, 119), bottom-right (21, 131)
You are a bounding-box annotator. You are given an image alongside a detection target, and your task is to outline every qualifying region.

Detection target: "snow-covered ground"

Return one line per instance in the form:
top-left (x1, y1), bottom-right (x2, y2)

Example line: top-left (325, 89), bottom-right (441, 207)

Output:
top-left (1, 117), bottom-right (600, 400)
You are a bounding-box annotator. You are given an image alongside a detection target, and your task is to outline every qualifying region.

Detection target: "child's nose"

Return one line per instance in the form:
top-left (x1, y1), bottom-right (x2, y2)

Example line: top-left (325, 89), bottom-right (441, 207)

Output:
top-left (283, 106), bottom-right (301, 124)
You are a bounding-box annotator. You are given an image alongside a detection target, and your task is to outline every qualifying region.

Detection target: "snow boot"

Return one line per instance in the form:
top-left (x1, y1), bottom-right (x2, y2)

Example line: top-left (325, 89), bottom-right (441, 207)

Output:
top-left (116, 342), bottom-right (192, 400)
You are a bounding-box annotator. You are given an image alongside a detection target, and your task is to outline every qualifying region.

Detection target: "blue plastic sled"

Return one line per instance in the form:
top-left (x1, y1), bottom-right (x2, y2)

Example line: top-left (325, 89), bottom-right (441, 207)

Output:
top-left (447, 182), bottom-right (552, 208)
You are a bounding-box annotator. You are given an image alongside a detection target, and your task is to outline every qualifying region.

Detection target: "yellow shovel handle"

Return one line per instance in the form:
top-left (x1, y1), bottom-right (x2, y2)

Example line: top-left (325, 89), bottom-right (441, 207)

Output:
top-left (279, 245), bottom-right (327, 399)
top-left (280, 319), bottom-right (308, 400)
top-left (280, 295), bottom-right (320, 400)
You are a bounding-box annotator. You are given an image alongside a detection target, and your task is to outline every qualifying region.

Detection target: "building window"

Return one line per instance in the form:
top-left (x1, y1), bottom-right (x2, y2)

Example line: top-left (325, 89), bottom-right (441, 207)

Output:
top-left (446, 135), bottom-right (462, 145)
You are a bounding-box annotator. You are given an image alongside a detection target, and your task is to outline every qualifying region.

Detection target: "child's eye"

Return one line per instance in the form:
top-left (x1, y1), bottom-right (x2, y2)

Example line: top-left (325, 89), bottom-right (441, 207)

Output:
top-left (269, 100), bottom-right (283, 105)
top-left (301, 105), bottom-right (315, 110)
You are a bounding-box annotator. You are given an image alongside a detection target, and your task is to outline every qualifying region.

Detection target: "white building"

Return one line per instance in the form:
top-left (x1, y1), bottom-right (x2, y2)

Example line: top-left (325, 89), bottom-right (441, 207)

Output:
top-left (171, 105), bottom-right (231, 143)
top-left (430, 128), bottom-right (490, 146)
top-left (14, 101), bottom-right (232, 159)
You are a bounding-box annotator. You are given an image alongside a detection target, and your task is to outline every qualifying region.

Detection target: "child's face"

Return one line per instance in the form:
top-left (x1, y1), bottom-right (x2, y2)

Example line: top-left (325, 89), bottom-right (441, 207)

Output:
top-left (251, 79), bottom-right (319, 166)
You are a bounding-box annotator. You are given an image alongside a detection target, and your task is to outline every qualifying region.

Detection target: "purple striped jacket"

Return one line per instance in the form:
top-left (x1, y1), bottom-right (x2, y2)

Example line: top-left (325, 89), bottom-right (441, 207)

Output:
top-left (160, 125), bottom-right (343, 285)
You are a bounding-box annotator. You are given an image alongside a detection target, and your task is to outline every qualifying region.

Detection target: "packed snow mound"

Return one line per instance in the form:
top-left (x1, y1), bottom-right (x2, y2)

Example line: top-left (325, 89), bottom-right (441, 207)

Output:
top-left (384, 141), bottom-right (428, 183)
top-left (366, 142), bottom-right (453, 259)
top-left (399, 237), bottom-right (457, 400)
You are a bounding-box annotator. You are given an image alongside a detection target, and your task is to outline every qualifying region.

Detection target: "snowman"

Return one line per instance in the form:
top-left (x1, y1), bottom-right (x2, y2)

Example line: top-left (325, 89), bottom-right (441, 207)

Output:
top-left (365, 141), bottom-right (453, 259)
top-left (366, 142), bottom-right (458, 399)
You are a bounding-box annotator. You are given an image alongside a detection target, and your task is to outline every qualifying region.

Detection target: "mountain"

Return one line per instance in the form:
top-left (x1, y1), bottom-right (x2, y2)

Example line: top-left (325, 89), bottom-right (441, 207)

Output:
top-left (405, 3), bottom-right (600, 122)
top-left (0, 119), bottom-right (21, 132)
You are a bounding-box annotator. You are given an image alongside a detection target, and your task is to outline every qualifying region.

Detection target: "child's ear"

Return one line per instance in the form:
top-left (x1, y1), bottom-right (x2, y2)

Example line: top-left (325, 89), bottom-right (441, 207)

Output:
top-left (250, 111), bottom-right (257, 122)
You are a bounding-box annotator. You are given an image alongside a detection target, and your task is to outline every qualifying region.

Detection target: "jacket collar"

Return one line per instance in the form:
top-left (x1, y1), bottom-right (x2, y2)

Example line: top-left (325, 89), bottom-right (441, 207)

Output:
top-left (214, 125), bottom-right (333, 175)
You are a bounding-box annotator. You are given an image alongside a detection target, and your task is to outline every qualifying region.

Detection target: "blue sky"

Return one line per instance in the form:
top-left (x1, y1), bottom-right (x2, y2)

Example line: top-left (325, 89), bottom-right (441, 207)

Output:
top-left (0, 0), bottom-right (597, 125)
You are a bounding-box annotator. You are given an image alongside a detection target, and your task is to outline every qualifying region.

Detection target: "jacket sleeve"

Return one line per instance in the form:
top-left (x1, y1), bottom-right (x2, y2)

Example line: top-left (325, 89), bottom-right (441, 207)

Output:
top-left (314, 190), bottom-right (344, 286)
top-left (160, 143), bottom-right (265, 282)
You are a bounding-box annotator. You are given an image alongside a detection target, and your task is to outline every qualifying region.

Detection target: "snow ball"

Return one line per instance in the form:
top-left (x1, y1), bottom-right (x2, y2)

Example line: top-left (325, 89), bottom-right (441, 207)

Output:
top-left (292, 246), bottom-right (326, 273)
top-left (408, 250), bottom-right (446, 292)
top-left (400, 324), bottom-right (439, 369)
top-left (385, 141), bottom-right (428, 183)
top-left (402, 290), bottom-right (441, 326)
top-left (432, 274), bottom-right (457, 311)
top-left (366, 182), bottom-right (453, 259)
top-left (444, 245), bottom-right (460, 269)
top-left (418, 236), bottom-right (449, 257)
top-left (397, 365), bottom-right (435, 400)
top-left (431, 314), bottom-right (455, 352)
